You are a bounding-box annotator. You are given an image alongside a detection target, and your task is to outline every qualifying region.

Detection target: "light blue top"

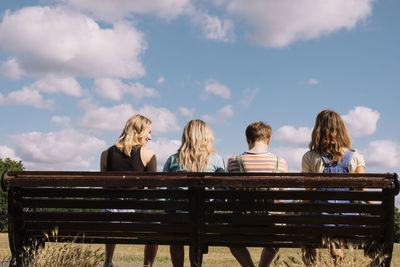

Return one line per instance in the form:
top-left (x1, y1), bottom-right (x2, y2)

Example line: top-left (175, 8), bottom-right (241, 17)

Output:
top-left (163, 153), bottom-right (225, 172)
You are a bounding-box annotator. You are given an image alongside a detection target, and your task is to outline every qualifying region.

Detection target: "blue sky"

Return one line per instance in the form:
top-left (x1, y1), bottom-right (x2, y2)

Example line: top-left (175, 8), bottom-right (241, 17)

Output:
top-left (0, 1), bottom-right (399, 187)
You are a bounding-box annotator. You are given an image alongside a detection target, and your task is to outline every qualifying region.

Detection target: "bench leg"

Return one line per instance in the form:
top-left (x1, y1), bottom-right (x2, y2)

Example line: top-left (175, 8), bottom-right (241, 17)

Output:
top-left (364, 244), bottom-right (392, 267)
top-left (190, 245), bottom-right (203, 267)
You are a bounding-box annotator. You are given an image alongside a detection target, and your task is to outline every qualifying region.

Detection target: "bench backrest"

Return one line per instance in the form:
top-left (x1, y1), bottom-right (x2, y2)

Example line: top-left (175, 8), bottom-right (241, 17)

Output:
top-left (2, 171), bottom-right (399, 252)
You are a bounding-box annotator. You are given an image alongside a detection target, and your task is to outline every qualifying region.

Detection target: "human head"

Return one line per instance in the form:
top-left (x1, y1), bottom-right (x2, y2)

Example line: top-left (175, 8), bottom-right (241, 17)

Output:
top-left (309, 109), bottom-right (351, 162)
top-left (116, 114), bottom-right (152, 156)
top-left (245, 121), bottom-right (272, 145)
top-left (178, 119), bottom-right (216, 172)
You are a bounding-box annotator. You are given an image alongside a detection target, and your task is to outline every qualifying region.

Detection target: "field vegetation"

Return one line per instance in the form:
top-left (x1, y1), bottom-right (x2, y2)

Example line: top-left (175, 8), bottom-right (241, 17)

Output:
top-left (0, 234), bottom-right (399, 266)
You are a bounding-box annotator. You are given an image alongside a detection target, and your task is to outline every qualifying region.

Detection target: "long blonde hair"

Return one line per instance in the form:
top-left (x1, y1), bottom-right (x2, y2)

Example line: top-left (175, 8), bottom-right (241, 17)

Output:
top-left (116, 114), bottom-right (152, 157)
top-left (177, 120), bottom-right (216, 172)
top-left (309, 110), bottom-right (352, 162)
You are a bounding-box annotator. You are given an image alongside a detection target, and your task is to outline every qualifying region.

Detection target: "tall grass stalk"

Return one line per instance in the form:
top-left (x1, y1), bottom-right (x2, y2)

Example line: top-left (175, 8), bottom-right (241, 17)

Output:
top-left (25, 229), bottom-right (103, 267)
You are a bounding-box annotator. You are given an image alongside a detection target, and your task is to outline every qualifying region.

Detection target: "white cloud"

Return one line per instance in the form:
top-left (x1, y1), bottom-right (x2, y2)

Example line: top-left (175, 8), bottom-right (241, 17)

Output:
top-left (363, 140), bottom-right (400, 169)
top-left (200, 14), bottom-right (235, 42)
top-left (148, 137), bottom-right (181, 171)
top-left (30, 76), bottom-right (83, 97)
top-left (0, 58), bottom-right (24, 80)
top-left (0, 6), bottom-right (146, 79)
top-left (63, 0), bottom-right (191, 22)
top-left (138, 105), bottom-right (181, 134)
top-left (342, 106), bottom-right (380, 137)
top-left (51, 116), bottom-right (72, 127)
top-left (202, 105), bottom-right (234, 124)
top-left (94, 78), bottom-right (125, 101)
top-left (240, 88), bottom-right (259, 107)
top-left (204, 79), bottom-right (231, 99)
top-left (157, 76), bottom-right (165, 84)
top-left (80, 104), bottom-right (135, 132)
top-left (0, 145), bottom-right (21, 161)
top-left (80, 103), bottom-right (180, 134)
top-left (308, 78), bottom-right (319, 85)
top-left (129, 82), bottom-right (159, 101)
top-left (226, 0), bottom-right (373, 47)
top-left (95, 78), bottom-right (158, 101)
top-left (11, 129), bottom-right (106, 170)
top-left (270, 146), bottom-right (308, 172)
top-left (0, 87), bottom-right (54, 109)
top-left (274, 126), bottom-right (312, 146)
top-left (63, 0), bottom-right (235, 42)
top-left (179, 107), bottom-right (195, 118)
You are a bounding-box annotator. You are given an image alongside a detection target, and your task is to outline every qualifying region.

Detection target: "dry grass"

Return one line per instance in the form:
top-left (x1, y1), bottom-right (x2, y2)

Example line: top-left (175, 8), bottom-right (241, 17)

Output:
top-left (0, 233), bottom-right (399, 266)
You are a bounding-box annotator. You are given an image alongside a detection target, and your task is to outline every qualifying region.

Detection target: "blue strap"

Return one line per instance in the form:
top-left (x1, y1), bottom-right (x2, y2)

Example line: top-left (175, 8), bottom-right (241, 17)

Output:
top-left (320, 150), bottom-right (354, 173)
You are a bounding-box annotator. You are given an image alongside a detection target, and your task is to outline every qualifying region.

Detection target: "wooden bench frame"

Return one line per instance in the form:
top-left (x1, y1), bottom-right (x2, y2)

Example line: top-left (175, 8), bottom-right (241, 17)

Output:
top-left (1, 171), bottom-right (399, 266)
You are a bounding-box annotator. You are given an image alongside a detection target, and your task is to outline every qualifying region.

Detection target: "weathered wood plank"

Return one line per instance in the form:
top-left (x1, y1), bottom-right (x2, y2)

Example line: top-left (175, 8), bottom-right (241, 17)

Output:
top-left (19, 199), bottom-right (189, 210)
top-left (205, 202), bottom-right (382, 214)
top-left (24, 211), bottom-right (190, 223)
top-left (204, 214), bottom-right (384, 225)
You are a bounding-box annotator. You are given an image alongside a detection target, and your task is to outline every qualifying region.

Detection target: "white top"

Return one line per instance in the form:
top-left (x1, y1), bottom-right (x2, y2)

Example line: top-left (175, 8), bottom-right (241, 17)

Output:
top-left (302, 149), bottom-right (366, 173)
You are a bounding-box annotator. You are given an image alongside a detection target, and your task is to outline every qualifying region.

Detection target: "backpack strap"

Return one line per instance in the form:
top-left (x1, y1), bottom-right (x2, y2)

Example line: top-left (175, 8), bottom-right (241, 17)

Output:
top-left (236, 154), bottom-right (245, 173)
top-left (273, 157), bottom-right (279, 173)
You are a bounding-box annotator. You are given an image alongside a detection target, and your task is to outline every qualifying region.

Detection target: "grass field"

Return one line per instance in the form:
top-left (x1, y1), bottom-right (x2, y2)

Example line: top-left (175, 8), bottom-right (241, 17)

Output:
top-left (0, 233), bottom-right (399, 266)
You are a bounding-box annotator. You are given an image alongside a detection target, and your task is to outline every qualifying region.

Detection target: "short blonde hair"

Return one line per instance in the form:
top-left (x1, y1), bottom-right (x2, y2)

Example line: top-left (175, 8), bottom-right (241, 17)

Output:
top-left (309, 110), bottom-right (352, 162)
top-left (245, 121), bottom-right (272, 143)
top-left (177, 120), bottom-right (216, 172)
top-left (116, 114), bottom-right (152, 157)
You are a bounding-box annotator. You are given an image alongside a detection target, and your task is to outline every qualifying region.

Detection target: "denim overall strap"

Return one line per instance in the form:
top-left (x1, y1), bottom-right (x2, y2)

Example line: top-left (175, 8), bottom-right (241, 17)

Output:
top-left (321, 150), bottom-right (354, 173)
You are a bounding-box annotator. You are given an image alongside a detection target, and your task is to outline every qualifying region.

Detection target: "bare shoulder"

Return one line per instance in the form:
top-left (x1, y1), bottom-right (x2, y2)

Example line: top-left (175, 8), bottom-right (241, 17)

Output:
top-left (141, 146), bottom-right (155, 159)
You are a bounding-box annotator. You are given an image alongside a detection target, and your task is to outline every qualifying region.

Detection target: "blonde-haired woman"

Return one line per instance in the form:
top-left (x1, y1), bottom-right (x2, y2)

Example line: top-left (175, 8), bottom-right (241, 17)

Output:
top-left (301, 110), bottom-right (366, 265)
top-left (101, 114), bottom-right (158, 267)
top-left (163, 119), bottom-right (225, 267)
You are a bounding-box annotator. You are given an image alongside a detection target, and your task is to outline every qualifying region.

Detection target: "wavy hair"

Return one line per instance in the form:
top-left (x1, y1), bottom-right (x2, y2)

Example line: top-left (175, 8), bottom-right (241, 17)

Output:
top-left (116, 114), bottom-right (152, 157)
top-left (309, 110), bottom-right (352, 163)
top-left (177, 120), bottom-right (216, 172)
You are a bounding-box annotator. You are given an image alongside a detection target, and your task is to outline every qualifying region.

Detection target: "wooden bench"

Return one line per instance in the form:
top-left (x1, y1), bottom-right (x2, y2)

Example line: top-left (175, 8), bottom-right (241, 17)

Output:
top-left (1, 171), bottom-right (399, 266)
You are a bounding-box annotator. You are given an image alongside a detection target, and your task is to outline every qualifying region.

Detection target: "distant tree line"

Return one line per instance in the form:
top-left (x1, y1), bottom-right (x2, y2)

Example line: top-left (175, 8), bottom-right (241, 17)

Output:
top-left (0, 157), bottom-right (24, 232)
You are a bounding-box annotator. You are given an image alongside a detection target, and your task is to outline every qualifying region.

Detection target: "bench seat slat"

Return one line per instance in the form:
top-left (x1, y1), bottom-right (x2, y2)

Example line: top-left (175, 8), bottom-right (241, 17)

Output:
top-left (205, 238), bottom-right (378, 248)
top-left (203, 234), bottom-right (381, 245)
top-left (19, 199), bottom-right (189, 210)
top-left (202, 225), bottom-right (382, 236)
top-left (17, 188), bottom-right (191, 199)
top-left (25, 222), bottom-right (191, 233)
top-left (24, 212), bottom-right (190, 223)
top-left (26, 233), bottom-right (190, 245)
top-left (206, 202), bottom-right (382, 214)
top-left (204, 190), bottom-right (384, 201)
top-left (204, 214), bottom-right (383, 225)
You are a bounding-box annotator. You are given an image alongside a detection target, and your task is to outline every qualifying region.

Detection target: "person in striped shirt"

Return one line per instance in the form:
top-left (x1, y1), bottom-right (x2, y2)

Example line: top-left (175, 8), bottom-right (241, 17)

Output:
top-left (227, 121), bottom-right (288, 267)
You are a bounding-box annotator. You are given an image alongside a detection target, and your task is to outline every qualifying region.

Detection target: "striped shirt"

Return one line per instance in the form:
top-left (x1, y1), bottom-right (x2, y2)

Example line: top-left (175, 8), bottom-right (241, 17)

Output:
top-left (227, 152), bottom-right (288, 173)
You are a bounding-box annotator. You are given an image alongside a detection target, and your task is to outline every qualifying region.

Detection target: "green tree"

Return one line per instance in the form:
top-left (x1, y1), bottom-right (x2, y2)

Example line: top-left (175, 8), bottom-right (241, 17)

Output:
top-left (0, 157), bottom-right (24, 232)
top-left (394, 206), bottom-right (400, 243)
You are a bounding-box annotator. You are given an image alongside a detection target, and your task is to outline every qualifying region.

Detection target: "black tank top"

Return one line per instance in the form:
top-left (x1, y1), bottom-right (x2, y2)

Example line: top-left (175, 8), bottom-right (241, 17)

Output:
top-left (106, 145), bottom-right (145, 171)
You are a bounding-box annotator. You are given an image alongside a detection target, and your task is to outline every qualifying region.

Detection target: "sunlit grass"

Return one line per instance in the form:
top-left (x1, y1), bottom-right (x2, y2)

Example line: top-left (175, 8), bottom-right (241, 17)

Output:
top-left (0, 233), bottom-right (399, 266)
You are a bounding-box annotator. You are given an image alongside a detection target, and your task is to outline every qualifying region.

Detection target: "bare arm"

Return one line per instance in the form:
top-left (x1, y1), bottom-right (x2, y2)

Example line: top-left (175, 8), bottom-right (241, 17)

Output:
top-left (140, 146), bottom-right (157, 171)
top-left (100, 150), bottom-right (108, 172)
top-left (145, 155), bottom-right (157, 172)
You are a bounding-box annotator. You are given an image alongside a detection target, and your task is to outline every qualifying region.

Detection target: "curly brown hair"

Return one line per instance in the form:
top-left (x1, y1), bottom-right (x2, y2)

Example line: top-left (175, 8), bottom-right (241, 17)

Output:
top-left (309, 110), bottom-right (352, 163)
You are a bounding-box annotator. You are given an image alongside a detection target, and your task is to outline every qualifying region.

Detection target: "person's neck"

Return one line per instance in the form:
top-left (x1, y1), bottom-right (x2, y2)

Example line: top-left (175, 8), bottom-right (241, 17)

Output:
top-left (247, 141), bottom-right (269, 153)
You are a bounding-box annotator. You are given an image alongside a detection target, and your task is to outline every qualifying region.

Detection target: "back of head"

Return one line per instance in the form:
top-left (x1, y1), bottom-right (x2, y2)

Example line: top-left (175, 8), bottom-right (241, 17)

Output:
top-left (178, 119), bottom-right (216, 172)
top-left (246, 121), bottom-right (272, 144)
top-left (309, 109), bottom-right (351, 162)
top-left (116, 114), bottom-right (152, 157)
